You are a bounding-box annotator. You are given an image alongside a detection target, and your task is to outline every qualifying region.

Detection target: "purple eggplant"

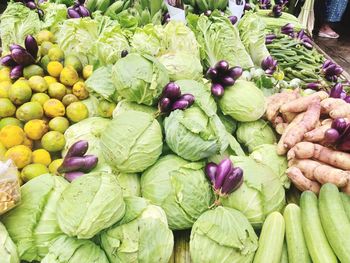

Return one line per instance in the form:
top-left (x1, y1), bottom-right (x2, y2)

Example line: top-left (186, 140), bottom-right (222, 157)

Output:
top-left (171, 99), bottom-right (189, 111)
top-left (81, 155), bottom-right (98, 172)
top-left (1, 55), bottom-right (17, 67)
top-left (261, 56), bottom-right (274, 70)
top-left (26, 1), bottom-right (36, 9)
top-left (10, 65), bottom-right (23, 80)
top-left (121, 50), bottom-right (128, 58)
top-left (179, 94), bottom-right (195, 106)
top-left (281, 23), bottom-right (294, 35)
top-left (272, 5), bottom-right (282, 17)
top-left (214, 158), bottom-right (232, 190)
top-left (227, 66), bottom-right (243, 80)
top-left (64, 171), bottom-right (85, 182)
top-left (162, 82), bottom-right (181, 100)
top-left (25, 35), bottom-right (38, 59)
top-left (159, 97), bottom-right (172, 113)
top-left (323, 63), bottom-right (337, 76)
top-left (228, 16), bottom-right (238, 25)
top-left (344, 96), bottom-right (350, 103)
top-left (11, 48), bottom-right (35, 66)
top-left (332, 118), bottom-right (347, 133)
top-left (221, 167), bottom-right (243, 195)
top-left (297, 29), bottom-right (305, 40)
top-left (334, 66), bottom-right (344, 76)
top-left (68, 8), bottom-right (81, 18)
top-left (9, 44), bottom-right (24, 51)
top-left (324, 128), bottom-right (340, 144)
top-left (206, 67), bottom-right (218, 80)
top-left (78, 5), bottom-right (90, 17)
top-left (205, 162), bottom-right (217, 184)
top-left (37, 9), bottom-right (44, 19)
top-left (306, 82), bottom-right (321, 90)
top-left (341, 91), bottom-right (347, 99)
top-left (302, 41), bottom-right (313, 50)
top-left (214, 60), bottom-right (229, 73)
top-left (244, 3), bottom-right (252, 10)
top-left (330, 83), bottom-right (343, 98)
top-left (65, 140), bottom-right (89, 159)
top-left (221, 76), bottom-right (235, 87)
top-left (211, 83), bottom-right (225, 97)
top-left (58, 157), bottom-right (86, 173)
top-left (322, 59), bottom-right (332, 69)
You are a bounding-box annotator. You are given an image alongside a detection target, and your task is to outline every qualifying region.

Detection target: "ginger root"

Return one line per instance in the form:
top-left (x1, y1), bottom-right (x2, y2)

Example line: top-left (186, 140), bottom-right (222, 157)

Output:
top-left (330, 103), bottom-right (350, 118)
top-left (286, 167), bottom-right (321, 193)
top-left (266, 90), bottom-right (300, 122)
top-left (304, 122), bottom-right (332, 142)
top-left (280, 91), bottom-right (328, 113)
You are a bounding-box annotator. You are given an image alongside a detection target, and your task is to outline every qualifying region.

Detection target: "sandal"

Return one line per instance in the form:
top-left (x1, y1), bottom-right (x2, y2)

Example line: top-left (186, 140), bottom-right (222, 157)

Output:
top-left (318, 31), bottom-right (339, 39)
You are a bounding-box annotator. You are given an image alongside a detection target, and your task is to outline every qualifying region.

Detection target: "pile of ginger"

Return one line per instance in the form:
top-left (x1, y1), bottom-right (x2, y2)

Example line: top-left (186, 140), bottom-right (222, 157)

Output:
top-left (266, 89), bottom-right (350, 194)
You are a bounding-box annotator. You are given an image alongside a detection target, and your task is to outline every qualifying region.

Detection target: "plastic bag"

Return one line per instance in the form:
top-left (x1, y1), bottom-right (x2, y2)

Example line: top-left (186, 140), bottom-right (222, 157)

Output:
top-left (0, 160), bottom-right (21, 215)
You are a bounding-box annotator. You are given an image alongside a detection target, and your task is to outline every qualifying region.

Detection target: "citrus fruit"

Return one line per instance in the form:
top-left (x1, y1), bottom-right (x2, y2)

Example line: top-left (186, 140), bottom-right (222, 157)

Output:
top-left (32, 149), bottom-right (52, 166)
top-left (60, 66), bottom-right (79, 86)
top-left (31, 93), bottom-right (50, 106)
top-left (66, 101), bottom-right (89, 122)
top-left (23, 65), bottom-right (44, 79)
top-left (47, 61), bottom-right (63, 78)
top-left (41, 131), bottom-right (66, 152)
top-left (5, 145), bottom-right (32, 169)
top-left (44, 76), bottom-right (57, 85)
top-left (82, 65), bottom-right (93, 79)
top-left (24, 119), bottom-right (49, 140)
top-left (21, 163), bottom-right (49, 182)
top-left (0, 67), bottom-right (11, 82)
top-left (0, 117), bottom-right (23, 130)
top-left (43, 99), bottom-right (65, 118)
top-left (16, 102), bottom-right (44, 122)
top-left (0, 125), bottom-right (25, 148)
top-left (8, 81), bottom-right (32, 105)
top-left (0, 98), bottom-right (16, 117)
top-left (28, 76), bottom-right (48, 92)
top-left (64, 55), bottom-right (83, 72)
top-left (62, 94), bottom-right (78, 106)
top-left (0, 80), bottom-right (11, 98)
top-left (48, 47), bottom-right (64, 62)
top-left (48, 82), bottom-right (66, 100)
top-left (98, 100), bottom-right (116, 118)
top-left (49, 158), bottom-right (63, 174)
top-left (72, 81), bottom-right (89, 100)
top-left (37, 30), bottom-right (54, 44)
top-left (48, 117), bottom-right (69, 134)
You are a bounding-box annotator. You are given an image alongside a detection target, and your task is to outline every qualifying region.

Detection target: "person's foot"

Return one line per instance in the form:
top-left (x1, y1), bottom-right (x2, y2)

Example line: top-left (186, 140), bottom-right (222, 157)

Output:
top-left (318, 24), bottom-right (339, 39)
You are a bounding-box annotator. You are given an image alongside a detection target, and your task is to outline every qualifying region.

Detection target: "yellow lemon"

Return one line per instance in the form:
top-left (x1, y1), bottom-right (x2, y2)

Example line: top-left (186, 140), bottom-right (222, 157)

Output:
top-left (5, 145), bottom-right (32, 169)
top-left (23, 136), bottom-right (34, 150)
top-left (48, 82), bottom-right (66, 100)
top-left (44, 76), bottom-right (57, 85)
top-left (0, 80), bottom-right (11, 98)
top-left (21, 163), bottom-right (49, 182)
top-left (8, 81), bottom-right (32, 105)
top-left (41, 131), bottom-right (66, 152)
top-left (28, 76), bottom-right (48, 93)
top-left (48, 47), bottom-right (64, 62)
top-left (31, 93), bottom-right (50, 106)
top-left (49, 158), bottom-right (63, 174)
top-left (72, 81), bottom-right (89, 100)
top-left (47, 61), bottom-right (63, 78)
top-left (0, 98), bottom-right (16, 117)
top-left (0, 117), bottom-right (23, 130)
top-left (43, 99), bottom-right (66, 118)
top-left (60, 66), bottom-right (79, 86)
top-left (16, 102), bottom-right (44, 122)
top-left (82, 65), bottom-right (93, 79)
top-left (0, 67), bottom-right (11, 82)
top-left (32, 149), bottom-right (52, 166)
top-left (0, 125), bottom-right (25, 148)
top-left (37, 30), bottom-right (55, 45)
top-left (62, 94), bottom-right (78, 106)
top-left (24, 119), bottom-right (49, 140)
top-left (48, 117), bottom-right (69, 134)
top-left (66, 101), bottom-right (89, 123)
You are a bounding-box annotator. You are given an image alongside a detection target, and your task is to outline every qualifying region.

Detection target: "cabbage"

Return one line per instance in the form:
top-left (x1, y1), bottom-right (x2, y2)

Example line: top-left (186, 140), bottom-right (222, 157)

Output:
top-left (0, 222), bottom-right (19, 263)
top-left (250, 144), bottom-right (290, 189)
top-left (112, 53), bottom-right (169, 106)
top-left (85, 66), bottom-right (117, 101)
top-left (220, 156), bottom-right (286, 228)
top-left (63, 117), bottom-right (110, 170)
top-left (116, 173), bottom-right (141, 197)
top-left (40, 2), bottom-right (67, 33)
top-left (219, 80), bottom-right (266, 122)
top-left (141, 155), bottom-right (214, 230)
top-left (1, 174), bottom-right (68, 261)
top-left (112, 100), bottom-right (157, 118)
top-left (56, 172), bottom-right (125, 239)
top-left (130, 24), bottom-right (163, 56)
top-left (218, 112), bottom-right (237, 134)
top-left (100, 111), bottom-right (163, 173)
top-left (236, 120), bottom-right (276, 153)
top-left (100, 197), bottom-right (174, 263)
top-left (190, 206), bottom-right (258, 263)
top-left (164, 80), bottom-right (227, 161)
top-left (81, 95), bottom-right (100, 117)
top-left (41, 235), bottom-right (109, 263)
top-left (187, 12), bottom-right (254, 69)
top-left (0, 2), bottom-right (42, 53)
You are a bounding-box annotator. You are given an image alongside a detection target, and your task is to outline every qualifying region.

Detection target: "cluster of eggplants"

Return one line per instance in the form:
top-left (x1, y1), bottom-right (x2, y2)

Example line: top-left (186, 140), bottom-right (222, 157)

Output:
top-left (296, 29), bottom-right (313, 49)
top-left (261, 56), bottom-right (278, 74)
top-left (0, 35), bottom-right (38, 80)
top-left (259, 0), bottom-right (272, 9)
top-left (206, 60), bottom-right (243, 98)
top-left (68, 0), bottom-right (90, 18)
top-left (324, 118), bottom-right (350, 152)
top-left (57, 140), bottom-right (98, 182)
top-left (158, 83), bottom-right (195, 113)
top-left (322, 59), bottom-right (344, 82)
top-left (329, 82), bottom-right (350, 101)
top-left (205, 158), bottom-right (243, 196)
top-left (265, 33), bottom-right (277, 44)
top-left (15, 0), bottom-right (44, 19)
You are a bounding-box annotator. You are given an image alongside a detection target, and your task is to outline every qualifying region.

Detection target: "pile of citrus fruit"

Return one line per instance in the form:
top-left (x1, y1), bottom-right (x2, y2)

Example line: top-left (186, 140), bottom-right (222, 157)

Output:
top-left (0, 30), bottom-right (93, 183)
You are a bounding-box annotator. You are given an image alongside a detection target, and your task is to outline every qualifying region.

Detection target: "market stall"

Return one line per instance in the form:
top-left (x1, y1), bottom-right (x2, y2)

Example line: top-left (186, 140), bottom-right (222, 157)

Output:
top-left (0, 0), bottom-right (350, 262)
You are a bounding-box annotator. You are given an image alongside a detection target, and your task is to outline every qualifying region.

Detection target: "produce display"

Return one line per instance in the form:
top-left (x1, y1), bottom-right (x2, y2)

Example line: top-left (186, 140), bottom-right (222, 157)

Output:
top-left (0, 0), bottom-right (350, 262)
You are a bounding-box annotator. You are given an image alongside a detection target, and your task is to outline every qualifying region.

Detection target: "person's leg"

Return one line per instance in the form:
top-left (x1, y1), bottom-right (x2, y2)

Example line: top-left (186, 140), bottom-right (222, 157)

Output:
top-left (319, 0), bottom-right (348, 38)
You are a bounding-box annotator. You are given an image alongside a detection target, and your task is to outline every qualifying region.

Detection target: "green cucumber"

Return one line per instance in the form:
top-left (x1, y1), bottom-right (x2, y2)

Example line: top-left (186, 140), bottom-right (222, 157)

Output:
top-left (280, 241), bottom-right (289, 263)
top-left (283, 204), bottom-right (311, 263)
top-left (85, 0), bottom-right (98, 12)
top-left (253, 212), bottom-right (285, 263)
top-left (319, 183), bottom-right (350, 262)
top-left (300, 191), bottom-right (337, 263)
top-left (340, 192), bottom-right (350, 221)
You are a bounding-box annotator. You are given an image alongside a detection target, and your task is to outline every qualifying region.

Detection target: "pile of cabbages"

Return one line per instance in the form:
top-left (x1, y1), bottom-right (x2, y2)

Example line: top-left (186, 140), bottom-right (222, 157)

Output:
top-left (1, 22), bottom-right (289, 263)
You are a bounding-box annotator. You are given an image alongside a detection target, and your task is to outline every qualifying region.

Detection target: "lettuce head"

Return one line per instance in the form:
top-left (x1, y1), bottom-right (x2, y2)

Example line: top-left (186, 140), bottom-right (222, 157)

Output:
top-left (0, 222), bottom-right (19, 263)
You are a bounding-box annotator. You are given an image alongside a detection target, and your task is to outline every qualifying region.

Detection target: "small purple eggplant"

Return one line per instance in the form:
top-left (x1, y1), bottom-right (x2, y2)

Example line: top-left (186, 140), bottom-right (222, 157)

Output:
top-left (221, 76), bottom-right (235, 87)
top-left (121, 50), bottom-right (128, 58)
top-left (324, 128), bottom-right (340, 144)
top-left (162, 82), bottom-right (181, 100)
top-left (64, 171), bottom-right (85, 182)
top-left (9, 44), bottom-right (24, 51)
top-left (332, 118), bottom-right (347, 133)
top-left (330, 83), bottom-right (343, 98)
top-left (228, 16), bottom-right (238, 25)
top-left (221, 167), bottom-right (243, 195)
top-left (214, 158), bottom-right (232, 190)
top-left (65, 140), bottom-right (89, 159)
top-left (81, 155), bottom-right (98, 172)
top-left (10, 65), bottom-right (23, 80)
top-left (78, 5), bottom-right (90, 17)
top-left (11, 48), bottom-right (35, 66)
top-left (159, 97), bottom-right (172, 113)
top-left (205, 162), bottom-right (217, 184)
top-left (211, 83), bottom-right (225, 97)
top-left (171, 99), bottom-right (189, 111)
top-left (58, 157), bottom-right (86, 173)
top-left (272, 5), bottom-right (282, 17)
top-left (1, 55), bottom-right (17, 67)
top-left (306, 82), bottom-right (321, 90)
top-left (25, 35), bottom-right (38, 59)
top-left (179, 94), bottom-right (195, 106)
top-left (68, 8), bottom-right (81, 18)
top-left (214, 60), bottom-right (229, 73)
top-left (206, 67), bottom-right (218, 80)
top-left (26, 1), bottom-right (37, 9)
top-left (227, 66), bottom-right (243, 80)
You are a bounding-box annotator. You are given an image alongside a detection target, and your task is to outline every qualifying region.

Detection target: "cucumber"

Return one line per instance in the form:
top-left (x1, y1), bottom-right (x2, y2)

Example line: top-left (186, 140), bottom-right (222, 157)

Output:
top-left (319, 183), bottom-right (350, 262)
top-left (253, 212), bottom-right (285, 263)
top-left (340, 192), bottom-right (350, 221)
top-left (280, 241), bottom-right (289, 263)
top-left (300, 191), bottom-right (337, 263)
top-left (283, 204), bottom-right (311, 263)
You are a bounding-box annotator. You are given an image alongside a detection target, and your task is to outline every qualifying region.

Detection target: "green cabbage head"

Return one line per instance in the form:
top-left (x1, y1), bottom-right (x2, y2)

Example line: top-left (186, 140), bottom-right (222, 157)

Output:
top-left (220, 156), bottom-right (286, 229)
top-left (100, 110), bottom-right (163, 173)
top-left (236, 120), bottom-right (276, 153)
top-left (100, 197), bottom-right (174, 263)
top-left (250, 144), bottom-right (290, 188)
top-left (0, 222), bottom-right (19, 263)
top-left (1, 174), bottom-right (68, 262)
top-left (56, 172), bottom-right (125, 239)
top-left (219, 80), bottom-right (266, 122)
top-left (116, 173), bottom-right (141, 197)
top-left (112, 53), bottom-right (169, 106)
top-left (190, 206), bottom-right (258, 263)
top-left (41, 235), bottom-right (109, 263)
top-left (164, 80), bottom-right (228, 161)
top-left (141, 155), bottom-right (214, 230)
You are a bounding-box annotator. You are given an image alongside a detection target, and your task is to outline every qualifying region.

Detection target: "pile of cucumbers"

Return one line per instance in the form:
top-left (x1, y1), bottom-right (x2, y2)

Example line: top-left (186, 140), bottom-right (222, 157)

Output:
top-left (85, 0), bottom-right (131, 19)
top-left (254, 183), bottom-right (350, 263)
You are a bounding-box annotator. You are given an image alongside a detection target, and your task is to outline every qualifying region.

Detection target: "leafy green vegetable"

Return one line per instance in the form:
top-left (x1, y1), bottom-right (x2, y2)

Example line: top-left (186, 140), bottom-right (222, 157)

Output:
top-left (112, 53), bottom-right (169, 106)
top-left (219, 80), bottom-right (266, 122)
top-left (190, 206), bottom-right (258, 263)
top-left (0, 222), bottom-right (19, 263)
top-left (40, 2), bottom-right (67, 33)
top-left (85, 66), bottom-right (116, 101)
top-left (236, 120), bottom-right (276, 153)
top-left (100, 110), bottom-right (163, 173)
top-left (41, 235), bottom-right (109, 263)
top-left (221, 156), bottom-right (286, 229)
top-left (116, 173), bottom-right (141, 197)
top-left (100, 197), bottom-right (174, 263)
top-left (130, 24), bottom-right (163, 56)
top-left (112, 100), bottom-right (157, 117)
top-left (56, 172), bottom-right (125, 239)
top-left (0, 2), bottom-right (42, 53)
top-left (1, 174), bottom-right (68, 262)
top-left (187, 12), bottom-right (254, 69)
top-left (141, 155), bottom-right (214, 230)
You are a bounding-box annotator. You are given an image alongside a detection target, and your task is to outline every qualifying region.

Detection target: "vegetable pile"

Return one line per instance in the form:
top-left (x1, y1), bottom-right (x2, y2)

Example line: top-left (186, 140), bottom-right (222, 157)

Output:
top-left (0, 0), bottom-right (350, 262)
